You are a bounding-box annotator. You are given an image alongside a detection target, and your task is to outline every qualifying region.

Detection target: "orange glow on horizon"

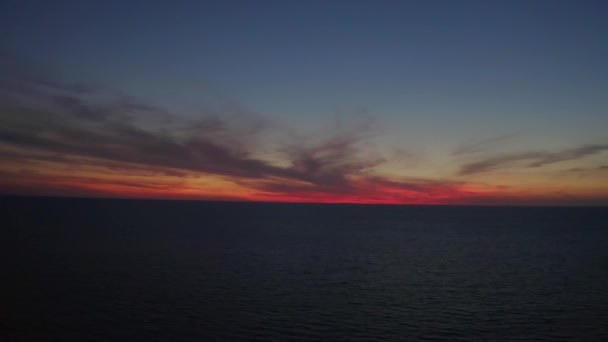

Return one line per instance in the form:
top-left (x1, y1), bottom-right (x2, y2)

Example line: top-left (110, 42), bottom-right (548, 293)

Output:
top-left (2, 174), bottom-right (606, 206)
top-left (1, 153), bottom-right (607, 206)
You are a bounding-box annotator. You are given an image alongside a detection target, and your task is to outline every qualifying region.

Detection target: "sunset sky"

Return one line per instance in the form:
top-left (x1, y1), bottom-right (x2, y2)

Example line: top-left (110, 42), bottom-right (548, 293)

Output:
top-left (1, 0), bottom-right (607, 205)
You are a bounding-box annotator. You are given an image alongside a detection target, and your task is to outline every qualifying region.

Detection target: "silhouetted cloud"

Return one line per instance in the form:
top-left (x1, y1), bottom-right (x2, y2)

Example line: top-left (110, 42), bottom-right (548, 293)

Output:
top-left (459, 152), bottom-right (544, 175)
top-left (282, 125), bottom-right (383, 189)
top-left (563, 165), bottom-right (608, 174)
top-left (459, 145), bottom-right (608, 175)
top-left (0, 60), bottom-right (410, 199)
top-left (528, 145), bottom-right (608, 167)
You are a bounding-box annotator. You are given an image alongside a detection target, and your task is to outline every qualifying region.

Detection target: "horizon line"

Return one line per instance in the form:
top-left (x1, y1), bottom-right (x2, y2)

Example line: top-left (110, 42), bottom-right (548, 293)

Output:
top-left (2, 194), bottom-right (606, 208)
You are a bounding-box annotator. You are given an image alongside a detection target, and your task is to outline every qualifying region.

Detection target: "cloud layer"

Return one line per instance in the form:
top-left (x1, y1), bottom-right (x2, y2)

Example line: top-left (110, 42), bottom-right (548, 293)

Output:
top-left (459, 145), bottom-right (608, 176)
top-left (1, 63), bottom-right (475, 204)
top-left (1, 56), bottom-right (607, 205)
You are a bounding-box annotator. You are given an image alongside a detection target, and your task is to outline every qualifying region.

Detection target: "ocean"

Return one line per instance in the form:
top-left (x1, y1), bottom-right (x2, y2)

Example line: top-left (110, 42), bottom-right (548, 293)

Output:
top-left (1, 197), bottom-right (607, 341)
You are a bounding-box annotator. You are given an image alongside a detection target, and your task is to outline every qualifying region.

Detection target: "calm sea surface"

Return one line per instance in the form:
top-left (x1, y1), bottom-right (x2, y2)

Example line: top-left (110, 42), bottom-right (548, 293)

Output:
top-left (1, 197), bottom-right (608, 341)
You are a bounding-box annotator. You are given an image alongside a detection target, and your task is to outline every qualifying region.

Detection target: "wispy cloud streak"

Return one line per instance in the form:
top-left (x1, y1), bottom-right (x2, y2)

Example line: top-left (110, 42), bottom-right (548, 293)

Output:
top-left (459, 145), bottom-right (608, 175)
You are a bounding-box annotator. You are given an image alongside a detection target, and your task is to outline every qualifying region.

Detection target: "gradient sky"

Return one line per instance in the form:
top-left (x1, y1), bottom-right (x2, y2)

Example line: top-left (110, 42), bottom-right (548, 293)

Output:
top-left (1, 0), bottom-right (607, 205)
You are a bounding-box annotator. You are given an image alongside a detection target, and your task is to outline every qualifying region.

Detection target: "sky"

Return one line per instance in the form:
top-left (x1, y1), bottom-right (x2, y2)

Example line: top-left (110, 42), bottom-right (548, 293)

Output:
top-left (0, 0), bottom-right (607, 205)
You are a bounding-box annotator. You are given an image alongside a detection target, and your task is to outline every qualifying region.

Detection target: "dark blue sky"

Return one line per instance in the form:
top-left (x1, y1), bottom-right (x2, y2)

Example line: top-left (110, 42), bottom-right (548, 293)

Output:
top-left (3, 1), bottom-right (606, 125)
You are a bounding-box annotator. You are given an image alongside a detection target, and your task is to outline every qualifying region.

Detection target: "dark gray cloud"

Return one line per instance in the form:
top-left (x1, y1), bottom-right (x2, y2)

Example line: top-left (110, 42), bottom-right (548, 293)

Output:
top-left (0, 64), bottom-right (400, 197)
top-left (564, 165), bottom-right (608, 173)
top-left (1, 66), bottom-right (461, 202)
top-left (459, 145), bottom-right (608, 176)
top-left (459, 152), bottom-right (545, 175)
top-left (528, 145), bottom-right (608, 167)
top-left (281, 125), bottom-right (384, 190)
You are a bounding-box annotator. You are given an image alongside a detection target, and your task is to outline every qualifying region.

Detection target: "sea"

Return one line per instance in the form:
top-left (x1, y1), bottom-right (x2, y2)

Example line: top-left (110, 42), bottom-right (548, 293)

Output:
top-left (1, 197), bottom-right (607, 341)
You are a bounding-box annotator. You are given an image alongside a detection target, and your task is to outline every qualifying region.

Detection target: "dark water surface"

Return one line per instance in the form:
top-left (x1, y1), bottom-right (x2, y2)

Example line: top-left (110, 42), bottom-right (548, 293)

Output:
top-left (1, 197), bottom-right (608, 341)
